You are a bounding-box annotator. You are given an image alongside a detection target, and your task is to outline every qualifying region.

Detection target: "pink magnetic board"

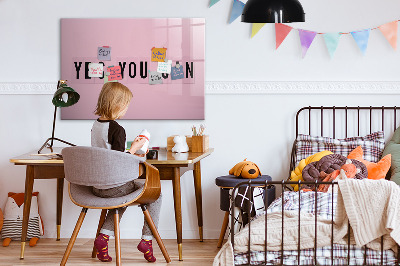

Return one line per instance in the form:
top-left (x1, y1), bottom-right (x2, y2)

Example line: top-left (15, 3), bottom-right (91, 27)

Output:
top-left (60, 18), bottom-right (205, 120)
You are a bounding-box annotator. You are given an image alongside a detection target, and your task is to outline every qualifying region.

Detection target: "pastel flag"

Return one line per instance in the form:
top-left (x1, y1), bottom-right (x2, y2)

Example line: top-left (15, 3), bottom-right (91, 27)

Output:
top-left (275, 23), bottom-right (293, 49)
top-left (298, 29), bottom-right (317, 58)
top-left (251, 23), bottom-right (266, 38)
top-left (209, 0), bottom-right (220, 7)
top-left (351, 29), bottom-right (370, 55)
top-left (323, 33), bottom-right (341, 58)
top-left (378, 21), bottom-right (398, 50)
top-left (229, 0), bottom-right (245, 24)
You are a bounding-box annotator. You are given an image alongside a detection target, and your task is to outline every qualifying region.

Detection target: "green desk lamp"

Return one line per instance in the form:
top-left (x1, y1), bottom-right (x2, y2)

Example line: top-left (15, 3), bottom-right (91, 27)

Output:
top-left (38, 80), bottom-right (80, 154)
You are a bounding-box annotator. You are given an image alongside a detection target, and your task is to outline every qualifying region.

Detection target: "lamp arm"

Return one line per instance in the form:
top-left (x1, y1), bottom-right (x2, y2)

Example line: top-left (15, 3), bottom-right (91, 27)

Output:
top-left (50, 105), bottom-right (57, 148)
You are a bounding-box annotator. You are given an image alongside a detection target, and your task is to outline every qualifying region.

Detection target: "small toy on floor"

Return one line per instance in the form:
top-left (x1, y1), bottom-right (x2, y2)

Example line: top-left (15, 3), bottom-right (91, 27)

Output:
top-left (1, 192), bottom-right (44, 247)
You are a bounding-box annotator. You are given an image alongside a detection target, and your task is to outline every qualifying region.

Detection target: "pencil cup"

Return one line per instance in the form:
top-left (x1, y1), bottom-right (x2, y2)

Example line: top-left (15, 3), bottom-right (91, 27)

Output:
top-left (191, 135), bottom-right (209, 153)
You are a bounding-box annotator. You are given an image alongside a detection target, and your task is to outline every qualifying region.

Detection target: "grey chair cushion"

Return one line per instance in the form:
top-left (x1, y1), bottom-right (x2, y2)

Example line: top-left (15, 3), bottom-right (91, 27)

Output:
top-left (69, 180), bottom-right (145, 208)
top-left (62, 146), bottom-right (145, 188)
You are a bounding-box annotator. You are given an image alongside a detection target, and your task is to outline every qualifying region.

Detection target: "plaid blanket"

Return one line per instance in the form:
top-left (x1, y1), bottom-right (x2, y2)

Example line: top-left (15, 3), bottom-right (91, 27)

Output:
top-left (234, 191), bottom-right (397, 265)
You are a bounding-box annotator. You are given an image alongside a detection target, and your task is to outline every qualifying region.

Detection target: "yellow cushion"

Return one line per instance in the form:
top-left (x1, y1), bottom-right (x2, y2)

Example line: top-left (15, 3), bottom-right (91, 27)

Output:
top-left (289, 150), bottom-right (333, 191)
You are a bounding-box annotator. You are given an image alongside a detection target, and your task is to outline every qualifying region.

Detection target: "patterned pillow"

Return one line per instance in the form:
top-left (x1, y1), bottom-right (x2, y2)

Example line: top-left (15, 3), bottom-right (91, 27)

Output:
top-left (294, 131), bottom-right (385, 166)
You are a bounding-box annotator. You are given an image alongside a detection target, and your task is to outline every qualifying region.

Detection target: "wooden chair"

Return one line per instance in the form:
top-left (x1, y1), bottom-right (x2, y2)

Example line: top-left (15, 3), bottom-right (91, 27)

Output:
top-left (60, 146), bottom-right (171, 265)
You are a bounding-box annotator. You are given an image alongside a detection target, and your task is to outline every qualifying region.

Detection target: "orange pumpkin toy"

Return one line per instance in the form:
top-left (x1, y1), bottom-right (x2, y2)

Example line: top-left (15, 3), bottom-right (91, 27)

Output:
top-left (229, 159), bottom-right (261, 179)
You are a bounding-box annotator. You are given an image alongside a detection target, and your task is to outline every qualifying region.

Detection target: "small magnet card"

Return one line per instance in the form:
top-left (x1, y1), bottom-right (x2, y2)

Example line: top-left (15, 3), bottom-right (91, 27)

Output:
top-left (157, 60), bottom-right (172, 74)
top-left (171, 63), bottom-right (184, 80)
top-left (98, 46), bottom-right (111, 61)
top-left (148, 71), bottom-right (163, 85)
top-left (107, 65), bottom-right (122, 81)
top-left (88, 63), bottom-right (104, 77)
top-left (151, 47), bottom-right (167, 62)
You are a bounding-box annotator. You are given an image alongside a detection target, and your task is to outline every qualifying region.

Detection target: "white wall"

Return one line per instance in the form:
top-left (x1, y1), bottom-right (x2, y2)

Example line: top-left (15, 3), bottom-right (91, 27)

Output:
top-left (1, 0), bottom-right (400, 240)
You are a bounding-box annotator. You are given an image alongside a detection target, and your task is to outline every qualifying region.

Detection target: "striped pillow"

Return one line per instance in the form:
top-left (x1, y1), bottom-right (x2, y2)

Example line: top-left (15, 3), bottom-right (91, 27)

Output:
top-left (294, 131), bottom-right (385, 167)
top-left (1, 217), bottom-right (41, 240)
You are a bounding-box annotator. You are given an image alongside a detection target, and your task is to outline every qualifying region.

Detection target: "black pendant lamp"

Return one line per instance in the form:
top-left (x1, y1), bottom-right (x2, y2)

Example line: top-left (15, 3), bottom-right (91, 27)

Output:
top-left (242, 0), bottom-right (305, 23)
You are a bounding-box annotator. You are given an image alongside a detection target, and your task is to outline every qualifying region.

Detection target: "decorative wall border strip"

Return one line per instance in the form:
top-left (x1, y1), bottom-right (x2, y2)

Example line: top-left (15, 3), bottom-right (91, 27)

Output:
top-left (206, 81), bottom-right (400, 94)
top-left (1, 81), bottom-right (400, 95)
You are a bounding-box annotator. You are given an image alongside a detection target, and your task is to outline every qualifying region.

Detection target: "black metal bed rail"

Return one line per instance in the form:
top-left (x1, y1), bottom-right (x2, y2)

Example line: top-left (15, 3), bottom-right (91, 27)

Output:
top-left (230, 180), bottom-right (400, 266)
top-left (289, 106), bottom-right (400, 183)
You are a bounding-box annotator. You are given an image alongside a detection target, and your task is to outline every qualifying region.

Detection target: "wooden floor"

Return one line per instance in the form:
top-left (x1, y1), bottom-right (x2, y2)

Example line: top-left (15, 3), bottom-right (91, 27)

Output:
top-left (0, 239), bottom-right (221, 265)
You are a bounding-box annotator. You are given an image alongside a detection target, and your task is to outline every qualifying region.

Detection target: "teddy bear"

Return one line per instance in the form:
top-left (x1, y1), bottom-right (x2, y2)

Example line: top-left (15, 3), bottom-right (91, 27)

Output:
top-left (172, 135), bottom-right (189, 153)
top-left (229, 159), bottom-right (261, 179)
top-left (1, 192), bottom-right (44, 247)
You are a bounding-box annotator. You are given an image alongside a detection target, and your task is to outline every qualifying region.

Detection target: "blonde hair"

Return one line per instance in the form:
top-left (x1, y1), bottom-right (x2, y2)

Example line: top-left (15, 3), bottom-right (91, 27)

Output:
top-left (95, 82), bottom-right (133, 120)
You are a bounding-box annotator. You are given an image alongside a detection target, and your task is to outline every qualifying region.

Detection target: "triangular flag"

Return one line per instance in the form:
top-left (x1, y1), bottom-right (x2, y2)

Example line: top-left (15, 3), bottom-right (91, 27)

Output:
top-left (323, 33), bottom-right (341, 58)
top-left (209, 0), bottom-right (220, 7)
top-left (251, 23), bottom-right (266, 38)
top-left (298, 29), bottom-right (317, 58)
top-left (229, 0), bottom-right (245, 24)
top-left (275, 23), bottom-right (293, 49)
top-left (378, 21), bottom-right (398, 50)
top-left (351, 29), bottom-right (370, 55)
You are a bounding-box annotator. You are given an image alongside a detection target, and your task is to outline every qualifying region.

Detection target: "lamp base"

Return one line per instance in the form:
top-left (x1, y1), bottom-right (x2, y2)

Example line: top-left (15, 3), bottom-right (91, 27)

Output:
top-left (38, 137), bottom-right (76, 154)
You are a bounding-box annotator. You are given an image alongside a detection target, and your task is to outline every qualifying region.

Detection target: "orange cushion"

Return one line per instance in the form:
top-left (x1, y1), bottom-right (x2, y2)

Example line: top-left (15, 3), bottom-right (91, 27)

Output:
top-left (347, 146), bottom-right (391, 180)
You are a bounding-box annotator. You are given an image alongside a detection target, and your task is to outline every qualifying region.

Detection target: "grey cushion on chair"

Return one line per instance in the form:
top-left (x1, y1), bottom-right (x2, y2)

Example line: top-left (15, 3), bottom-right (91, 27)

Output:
top-left (62, 146), bottom-right (145, 189)
top-left (62, 146), bottom-right (147, 207)
top-left (69, 180), bottom-right (145, 208)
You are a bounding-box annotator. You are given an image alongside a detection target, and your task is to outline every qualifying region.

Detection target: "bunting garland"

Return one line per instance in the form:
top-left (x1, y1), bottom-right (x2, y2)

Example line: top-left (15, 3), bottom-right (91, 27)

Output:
top-left (251, 23), bottom-right (266, 38)
top-left (275, 23), bottom-right (292, 49)
top-left (351, 29), bottom-right (370, 55)
top-left (229, 0), bottom-right (245, 24)
top-left (298, 30), bottom-right (317, 58)
top-left (208, 1), bottom-right (399, 58)
top-left (323, 33), bottom-right (341, 58)
top-left (209, 0), bottom-right (220, 7)
top-left (378, 21), bottom-right (397, 50)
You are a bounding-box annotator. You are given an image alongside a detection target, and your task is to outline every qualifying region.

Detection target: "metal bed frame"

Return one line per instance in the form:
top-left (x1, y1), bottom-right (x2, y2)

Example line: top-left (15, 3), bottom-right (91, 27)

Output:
top-left (230, 106), bottom-right (400, 266)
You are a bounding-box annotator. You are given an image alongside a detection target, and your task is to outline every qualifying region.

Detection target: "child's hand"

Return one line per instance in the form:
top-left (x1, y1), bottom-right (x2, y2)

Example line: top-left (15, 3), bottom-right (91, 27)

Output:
top-left (134, 149), bottom-right (149, 157)
top-left (129, 137), bottom-right (147, 155)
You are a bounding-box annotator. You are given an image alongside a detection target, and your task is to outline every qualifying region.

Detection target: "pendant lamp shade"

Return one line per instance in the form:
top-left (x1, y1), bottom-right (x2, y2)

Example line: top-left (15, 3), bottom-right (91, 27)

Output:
top-left (241, 0), bottom-right (305, 23)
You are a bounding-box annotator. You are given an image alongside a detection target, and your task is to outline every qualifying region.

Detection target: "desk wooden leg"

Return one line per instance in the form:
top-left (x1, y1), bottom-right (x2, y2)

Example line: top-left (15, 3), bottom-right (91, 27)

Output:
top-left (172, 167), bottom-right (183, 261)
top-left (193, 161), bottom-right (204, 242)
top-left (56, 178), bottom-right (64, 241)
top-left (20, 165), bottom-right (35, 259)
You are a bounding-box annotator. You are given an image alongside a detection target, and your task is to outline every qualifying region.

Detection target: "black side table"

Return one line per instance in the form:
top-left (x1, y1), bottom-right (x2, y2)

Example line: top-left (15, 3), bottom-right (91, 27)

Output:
top-left (215, 175), bottom-right (275, 248)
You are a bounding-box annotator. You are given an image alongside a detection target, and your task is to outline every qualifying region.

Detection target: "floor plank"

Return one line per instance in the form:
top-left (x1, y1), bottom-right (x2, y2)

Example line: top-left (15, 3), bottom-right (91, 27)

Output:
top-left (0, 239), bottom-right (221, 265)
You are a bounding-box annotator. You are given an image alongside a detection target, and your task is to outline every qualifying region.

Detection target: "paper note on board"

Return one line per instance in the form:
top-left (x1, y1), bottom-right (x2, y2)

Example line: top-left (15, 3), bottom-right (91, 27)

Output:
top-left (148, 71), bottom-right (163, 85)
top-left (107, 65), bottom-right (122, 81)
top-left (151, 47), bottom-right (167, 62)
top-left (104, 75), bottom-right (117, 84)
top-left (88, 63), bottom-right (104, 77)
top-left (171, 63), bottom-right (185, 80)
top-left (157, 60), bottom-right (172, 74)
top-left (98, 46), bottom-right (111, 61)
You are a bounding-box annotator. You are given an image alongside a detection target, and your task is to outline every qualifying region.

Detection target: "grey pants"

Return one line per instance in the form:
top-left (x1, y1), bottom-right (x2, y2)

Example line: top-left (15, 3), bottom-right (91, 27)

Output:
top-left (92, 180), bottom-right (162, 240)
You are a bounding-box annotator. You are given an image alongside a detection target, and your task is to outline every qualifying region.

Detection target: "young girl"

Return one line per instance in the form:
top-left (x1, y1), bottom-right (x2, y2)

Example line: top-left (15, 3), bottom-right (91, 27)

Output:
top-left (91, 82), bottom-right (162, 263)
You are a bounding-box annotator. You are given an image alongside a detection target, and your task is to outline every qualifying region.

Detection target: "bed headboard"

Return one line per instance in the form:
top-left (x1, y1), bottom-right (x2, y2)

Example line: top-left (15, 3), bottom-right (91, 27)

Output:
top-left (290, 106), bottom-right (400, 179)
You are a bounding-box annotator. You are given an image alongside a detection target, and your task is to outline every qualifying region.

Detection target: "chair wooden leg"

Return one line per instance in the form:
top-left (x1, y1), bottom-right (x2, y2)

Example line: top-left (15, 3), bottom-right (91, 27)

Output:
top-left (91, 209), bottom-right (108, 258)
top-left (114, 210), bottom-right (121, 266)
top-left (217, 211), bottom-right (230, 248)
top-left (60, 208), bottom-right (88, 266)
top-left (141, 205), bottom-right (171, 263)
